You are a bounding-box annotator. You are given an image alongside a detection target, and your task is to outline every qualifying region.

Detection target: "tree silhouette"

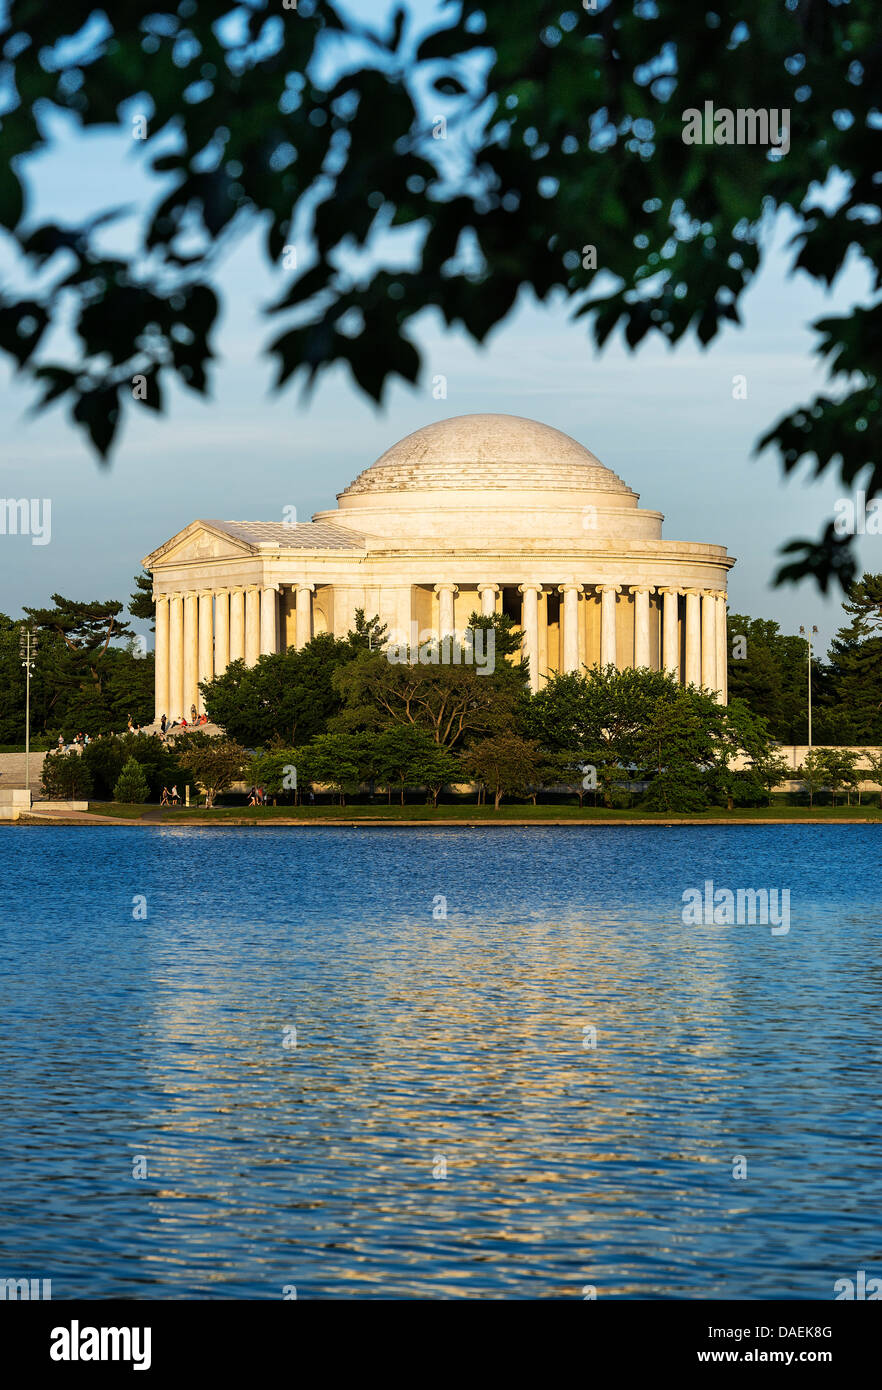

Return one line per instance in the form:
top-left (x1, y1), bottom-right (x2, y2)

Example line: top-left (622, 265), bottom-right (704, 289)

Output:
top-left (1, 0), bottom-right (879, 588)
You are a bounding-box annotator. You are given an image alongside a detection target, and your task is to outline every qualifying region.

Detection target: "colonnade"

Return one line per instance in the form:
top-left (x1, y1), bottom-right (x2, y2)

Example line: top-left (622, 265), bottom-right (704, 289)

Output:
top-left (154, 583), bottom-right (314, 721)
top-left (400, 582), bottom-right (727, 699)
top-left (153, 580), bottom-right (728, 721)
top-left (506, 583), bottom-right (727, 698)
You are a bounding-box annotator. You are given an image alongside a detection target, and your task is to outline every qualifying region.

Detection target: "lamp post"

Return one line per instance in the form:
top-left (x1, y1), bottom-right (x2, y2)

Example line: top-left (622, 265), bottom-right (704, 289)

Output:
top-left (19, 623), bottom-right (38, 802)
top-left (798, 624), bottom-right (818, 749)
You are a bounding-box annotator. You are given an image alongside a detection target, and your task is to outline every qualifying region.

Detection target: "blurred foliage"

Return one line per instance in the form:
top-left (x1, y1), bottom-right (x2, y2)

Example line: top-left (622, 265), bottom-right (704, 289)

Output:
top-left (1, 2), bottom-right (880, 585)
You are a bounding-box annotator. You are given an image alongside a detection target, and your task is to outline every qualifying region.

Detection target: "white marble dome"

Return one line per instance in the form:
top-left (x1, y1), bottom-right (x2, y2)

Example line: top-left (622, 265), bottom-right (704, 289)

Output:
top-left (341, 414), bottom-right (635, 496)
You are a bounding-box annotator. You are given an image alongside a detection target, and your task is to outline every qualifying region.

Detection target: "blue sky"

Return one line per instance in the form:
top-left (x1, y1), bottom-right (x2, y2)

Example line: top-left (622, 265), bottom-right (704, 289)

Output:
top-left (0, 1), bottom-right (875, 655)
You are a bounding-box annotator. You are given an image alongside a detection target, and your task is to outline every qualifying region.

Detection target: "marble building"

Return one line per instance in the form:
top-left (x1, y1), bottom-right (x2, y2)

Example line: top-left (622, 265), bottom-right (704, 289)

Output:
top-left (143, 414), bottom-right (734, 721)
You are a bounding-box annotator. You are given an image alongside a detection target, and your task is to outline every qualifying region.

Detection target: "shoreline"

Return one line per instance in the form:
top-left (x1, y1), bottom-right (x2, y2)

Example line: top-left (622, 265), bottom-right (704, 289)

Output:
top-left (9, 813), bottom-right (882, 828)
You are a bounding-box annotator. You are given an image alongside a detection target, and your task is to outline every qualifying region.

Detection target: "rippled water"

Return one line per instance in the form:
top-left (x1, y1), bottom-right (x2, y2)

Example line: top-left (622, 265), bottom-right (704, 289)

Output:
top-left (1, 825), bottom-right (880, 1299)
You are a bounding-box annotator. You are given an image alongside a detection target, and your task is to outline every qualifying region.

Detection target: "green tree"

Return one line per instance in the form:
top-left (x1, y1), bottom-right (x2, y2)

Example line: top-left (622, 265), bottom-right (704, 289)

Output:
top-left (113, 756), bottom-right (150, 804)
top-left (82, 732), bottom-right (179, 799)
top-left (201, 628), bottom-right (378, 744)
top-left (527, 666), bottom-right (679, 807)
top-left (702, 698), bottom-right (781, 810)
top-left (347, 609), bottom-right (389, 653)
top-left (406, 740), bottom-right (462, 807)
top-left (726, 613), bottom-right (821, 744)
top-left (175, 732), bottom-right (247, 807)
top-left (750, 748), bottom-right (792, 808)
top-left (460, 734), bottom-right (542, 810)
top-left (863, 750), bottom-right (882, 809)
top-left (826, 575), bottom-right (882, 743)
top-left (819, 747), bottom-right (860, 808)
top-left (0, 614), bottom-right (26, 744)
top-left (104, 649), bottom-right (155, 728)
top-left (248, 748), bottom-right (304, 803)
top-left (40, 750), bottom-right (93, 800)
top-left (636, 687), bottom-right (717, 814)
top-left (303, 733), bottom-right (366, 807)
top-left (3, 604), bottom-right (152, 741)
top-left (370, 725), bottom-right (443, 805)
top-left (333, 614), bottom-right (528, 749)
top-left (797, 748), bottom-right (829, 808)
top-left (23, 594), bottom-right (134, 731)
top-left (129, 571), bottom-right (156, 629)
top-left (528, 665), bottom-right (780, 812)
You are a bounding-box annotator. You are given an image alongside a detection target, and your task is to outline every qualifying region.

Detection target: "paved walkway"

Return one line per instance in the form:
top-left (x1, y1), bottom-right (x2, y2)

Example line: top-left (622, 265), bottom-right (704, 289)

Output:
top-left (20, 807), bottom-right (130, 824)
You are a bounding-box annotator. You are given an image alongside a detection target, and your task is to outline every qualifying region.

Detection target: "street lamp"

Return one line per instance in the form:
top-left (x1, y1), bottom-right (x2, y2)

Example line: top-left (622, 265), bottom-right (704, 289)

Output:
top-left (19, 623), bottom-right (38, 801)
top-left (798, 624), bottom-right (818, 749)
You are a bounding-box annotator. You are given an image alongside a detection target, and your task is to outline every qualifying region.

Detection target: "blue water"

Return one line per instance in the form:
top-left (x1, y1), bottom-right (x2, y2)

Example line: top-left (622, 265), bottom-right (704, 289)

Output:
top-left (0, 825), bottom-right (880, 1299)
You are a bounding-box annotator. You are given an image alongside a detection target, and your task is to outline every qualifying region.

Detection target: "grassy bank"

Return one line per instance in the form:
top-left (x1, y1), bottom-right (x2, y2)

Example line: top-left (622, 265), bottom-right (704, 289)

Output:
top-left (85, 801), bottom-right (882, 823)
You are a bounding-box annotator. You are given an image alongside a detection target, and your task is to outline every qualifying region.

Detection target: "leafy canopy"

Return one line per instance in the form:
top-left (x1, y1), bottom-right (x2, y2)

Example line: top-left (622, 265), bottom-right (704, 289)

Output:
top-left (1, 2), bottom-right (879, 586)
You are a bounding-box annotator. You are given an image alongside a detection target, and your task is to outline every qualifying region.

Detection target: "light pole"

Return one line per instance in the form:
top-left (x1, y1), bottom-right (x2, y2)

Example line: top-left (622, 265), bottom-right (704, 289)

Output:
top-left (799, 624), bottom-right (818, 749)
top-left (19, 623), bottom-right (38, 802)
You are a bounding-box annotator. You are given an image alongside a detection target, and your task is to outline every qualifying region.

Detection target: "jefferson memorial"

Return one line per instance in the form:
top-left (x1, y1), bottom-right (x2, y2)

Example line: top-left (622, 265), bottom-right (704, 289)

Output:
top-left (144, 414), bottom-right (734, 721)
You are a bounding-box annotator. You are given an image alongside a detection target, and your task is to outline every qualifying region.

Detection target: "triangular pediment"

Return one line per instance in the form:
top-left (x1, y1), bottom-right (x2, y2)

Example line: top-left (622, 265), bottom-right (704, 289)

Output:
top-left (143, 521), bottom-right (255, 569)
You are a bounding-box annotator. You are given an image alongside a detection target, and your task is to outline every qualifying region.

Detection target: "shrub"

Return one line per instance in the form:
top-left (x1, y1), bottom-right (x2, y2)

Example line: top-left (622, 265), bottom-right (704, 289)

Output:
top-left (175, 733), bottom-right (247, 807)
top-left (113, 757), bottom-right (150, 803)
top-left (83, 733), bottom-right (180, 798)
top-left (40, 749), bottom-right (93, 800)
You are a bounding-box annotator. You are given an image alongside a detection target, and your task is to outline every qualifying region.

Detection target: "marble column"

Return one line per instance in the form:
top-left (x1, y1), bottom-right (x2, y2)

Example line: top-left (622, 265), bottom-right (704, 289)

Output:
top-left (154, 594), bottom-right (169, 722)
top-left (295, 583), bottom-right (314, 649)
top-left (168, 592), bottom-right (184, 720)
top-left (660, 587), bottom-right (680, 681)
top-left (245, 586), bottom-right (261, 666)
top-left (600, 585), bottom-right (621, 668)
top-left (559, 583), bottom-right (582, 673)
top-left (519, 583), bottom-right (542, 692)
top-left (229, 588), bottom-right (245, 663)
top-left (478, 582), bottom-right (499, 618)
top-left (391, 586), bottom-right (412, 650)
top-left (701, 590), bottom-right (717, 691)
top-left (632, 585), bottom-right (654, 669)
top-left (183, 591), bottom-right (199, 718)
top-left (715, 592), bottom-right (728, 703)
top-left (684, 589), bottom-right (701, 687)
top-left (260, 585), bottom-right (278, 656)
top-left (434, 582), bottom-right (458, 638)
top-left (197, 591), bottom-right (214, 713)
top-left (214, 589), bottom-right (230, 676)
